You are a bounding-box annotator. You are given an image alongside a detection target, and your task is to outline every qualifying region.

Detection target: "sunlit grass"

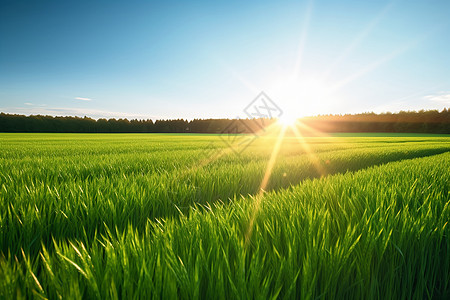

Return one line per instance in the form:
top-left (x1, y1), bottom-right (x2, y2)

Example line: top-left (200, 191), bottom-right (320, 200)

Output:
top-left (0, 133), bottom-right (449, 298)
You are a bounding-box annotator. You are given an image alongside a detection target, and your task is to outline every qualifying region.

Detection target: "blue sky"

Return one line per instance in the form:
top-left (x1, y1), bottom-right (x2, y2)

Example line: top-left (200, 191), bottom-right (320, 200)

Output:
top-left (1, 0), bottom-right (449, 120)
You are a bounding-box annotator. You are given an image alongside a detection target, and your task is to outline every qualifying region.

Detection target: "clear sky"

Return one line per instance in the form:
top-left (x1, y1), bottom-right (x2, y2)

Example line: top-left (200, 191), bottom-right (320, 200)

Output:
top-left (1, 0), bottom-right (449, 120)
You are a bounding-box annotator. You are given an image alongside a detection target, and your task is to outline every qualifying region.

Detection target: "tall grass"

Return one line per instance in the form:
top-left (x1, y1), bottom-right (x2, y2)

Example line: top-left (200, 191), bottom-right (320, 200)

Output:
top-left (0, 134), bottom-right (449, 298)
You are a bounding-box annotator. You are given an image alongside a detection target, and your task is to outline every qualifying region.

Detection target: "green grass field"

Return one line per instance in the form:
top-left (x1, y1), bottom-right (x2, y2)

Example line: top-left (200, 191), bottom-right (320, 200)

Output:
top-left (0, 133), bottom-right (449, 299)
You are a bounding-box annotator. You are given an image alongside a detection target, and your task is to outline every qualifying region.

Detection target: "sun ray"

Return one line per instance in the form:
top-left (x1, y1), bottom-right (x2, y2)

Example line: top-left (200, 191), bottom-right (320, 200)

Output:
top-left (295, 119), bottom-right (332, 138)
top-left (294, 120), bottom-right (362, 153)
top-left (245, 125), bottom-right (287, 245)
top-left (176, 120), bottom-right (279, 183)
top-left (292, 0), bottom-right (315, 79)
top-left (329, 35), bottom-right (426, 93)
top-left (216, 59), bottom-right (260, 94)
top-left (290, 123), bottom-right (327, 178)
top-left (321, 1), bottom-right (395, 80)
top-left (259, 126), bottom-right (288, 192)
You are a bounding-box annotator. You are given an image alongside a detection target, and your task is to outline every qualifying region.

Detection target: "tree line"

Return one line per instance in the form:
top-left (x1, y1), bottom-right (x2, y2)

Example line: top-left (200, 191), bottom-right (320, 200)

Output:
top-left (0, 109), bottom-right (449, 133)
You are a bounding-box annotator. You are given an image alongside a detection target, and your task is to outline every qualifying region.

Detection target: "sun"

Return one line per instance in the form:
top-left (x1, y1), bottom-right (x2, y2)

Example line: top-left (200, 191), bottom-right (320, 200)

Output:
top-left (278, 114), bottom-right (298, 126)
top-left (268, 76), bottom-right (335, 120)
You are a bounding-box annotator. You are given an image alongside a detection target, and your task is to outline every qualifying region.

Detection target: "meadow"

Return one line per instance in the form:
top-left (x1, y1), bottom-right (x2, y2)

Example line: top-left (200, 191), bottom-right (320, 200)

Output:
top-left (0, 132), bottom-right (449, 299)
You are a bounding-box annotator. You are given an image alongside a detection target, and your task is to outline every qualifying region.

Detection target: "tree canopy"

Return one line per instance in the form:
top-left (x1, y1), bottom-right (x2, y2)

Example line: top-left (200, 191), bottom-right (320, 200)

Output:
top-left (0, 109), bottom-right (449, 133)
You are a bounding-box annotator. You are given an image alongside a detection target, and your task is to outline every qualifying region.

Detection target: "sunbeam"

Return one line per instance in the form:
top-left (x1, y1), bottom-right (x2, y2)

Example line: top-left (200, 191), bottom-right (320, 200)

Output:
top-left (174, 121), bottom-right (286, 192)
top-left (321, 1), bottom-right (396, 80)
top-left (290, 122), bottom-right (327, 177)
top-left (259, 126), bottom-right (288, 192)
top-left (292, 0), bottom-right (315, 79)
top-left (217, 59), bottom-right (260, 94)
top-left (245, 125), bottom-right (288, 245)
top-left (329, 35), bottom-right (426, 93)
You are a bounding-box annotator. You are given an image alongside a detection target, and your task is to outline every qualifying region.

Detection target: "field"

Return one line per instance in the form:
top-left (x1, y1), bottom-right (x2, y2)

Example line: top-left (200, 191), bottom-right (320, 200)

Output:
top-left (0, 132), bottom-right (449, 299)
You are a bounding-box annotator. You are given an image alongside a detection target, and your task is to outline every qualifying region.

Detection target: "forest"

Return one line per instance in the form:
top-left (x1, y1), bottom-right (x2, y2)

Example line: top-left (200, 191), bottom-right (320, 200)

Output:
top-left (0, 109), bottom-right (449, 133)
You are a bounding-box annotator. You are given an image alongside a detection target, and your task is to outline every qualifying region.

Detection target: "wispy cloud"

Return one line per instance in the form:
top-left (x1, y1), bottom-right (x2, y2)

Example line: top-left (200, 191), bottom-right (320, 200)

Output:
top-left (424, 92), bottom-right (450, 105)
top-left (24, 102), bottom-right (33, 106)
top-left (74, 97), bottom-right (92, 101)
top-left (370, 90), bottom-right (450, 113)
